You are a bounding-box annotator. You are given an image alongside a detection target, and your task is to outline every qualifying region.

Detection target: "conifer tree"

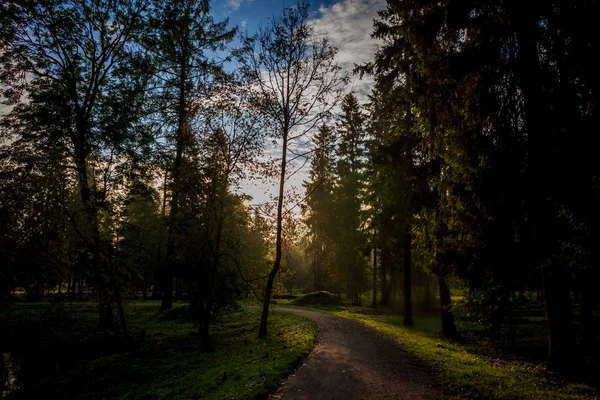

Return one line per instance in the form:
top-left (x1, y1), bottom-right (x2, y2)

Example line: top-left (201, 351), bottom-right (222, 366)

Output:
top-left (335, 93), bottom-right (368, 304)
top-left (302, 124), bottom-right (338, 291)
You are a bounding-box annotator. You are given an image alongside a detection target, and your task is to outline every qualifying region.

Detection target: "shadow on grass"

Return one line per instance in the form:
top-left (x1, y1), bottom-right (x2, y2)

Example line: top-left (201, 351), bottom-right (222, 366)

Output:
top-left (2, 304), bottom-right (316, 400)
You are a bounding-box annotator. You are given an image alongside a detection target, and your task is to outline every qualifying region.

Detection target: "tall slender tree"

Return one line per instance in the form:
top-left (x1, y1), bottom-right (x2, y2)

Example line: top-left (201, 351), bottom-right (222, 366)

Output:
top-left (238, 1), bottom-right (346, 337)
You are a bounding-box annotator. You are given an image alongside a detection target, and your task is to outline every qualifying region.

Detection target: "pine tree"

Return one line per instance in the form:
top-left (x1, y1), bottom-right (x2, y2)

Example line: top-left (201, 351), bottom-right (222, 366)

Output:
top-left (302, 124), bottom-right (338, 292)
top-left (335, 93), bottom-right (368, 304)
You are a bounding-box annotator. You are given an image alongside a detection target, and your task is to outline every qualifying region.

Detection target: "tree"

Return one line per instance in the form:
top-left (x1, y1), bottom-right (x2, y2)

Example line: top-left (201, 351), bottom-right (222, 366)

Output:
top-left (0, 0), bottom-right (151, 331)
top-left (183, 78), bottom-right (267, 351)
top-left (143, 0), bottom-right (236, 312)
top-left (302, 124), bottom-right (338, 292)
top-left (238, 0), bottom-right (347, 337)
top-left (334, 93), bottom-right (368, 304)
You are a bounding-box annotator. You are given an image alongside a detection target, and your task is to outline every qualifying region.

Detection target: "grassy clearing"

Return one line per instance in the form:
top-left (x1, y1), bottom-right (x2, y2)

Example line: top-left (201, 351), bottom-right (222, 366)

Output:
top-left (2, 301), bottom-right (316, 400)
top-left (333, 311), bottom-right (597, 400)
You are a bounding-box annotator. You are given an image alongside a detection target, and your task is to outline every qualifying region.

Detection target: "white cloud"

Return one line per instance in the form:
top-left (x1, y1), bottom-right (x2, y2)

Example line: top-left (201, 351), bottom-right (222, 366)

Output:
top-left (227, 0), bottom-right (243, 11)
top-left (311, 0), bottom-right (384, 103)
top-left (240, 19), bottom-right (248, 28)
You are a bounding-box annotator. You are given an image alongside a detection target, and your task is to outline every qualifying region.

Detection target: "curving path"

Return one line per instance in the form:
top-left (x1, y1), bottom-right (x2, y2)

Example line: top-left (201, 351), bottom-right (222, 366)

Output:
top-left (266, 307), bottom-right (445, 400)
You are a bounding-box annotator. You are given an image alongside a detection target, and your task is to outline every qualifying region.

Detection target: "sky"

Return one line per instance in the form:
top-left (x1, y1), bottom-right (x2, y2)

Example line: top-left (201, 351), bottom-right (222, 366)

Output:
top-left (210, 0), bottom-right (385, 207)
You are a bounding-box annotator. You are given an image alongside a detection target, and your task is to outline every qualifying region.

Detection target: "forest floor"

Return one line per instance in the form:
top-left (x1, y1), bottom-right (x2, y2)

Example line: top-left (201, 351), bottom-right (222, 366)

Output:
top-left (264, 307), bottom-right (444, 400)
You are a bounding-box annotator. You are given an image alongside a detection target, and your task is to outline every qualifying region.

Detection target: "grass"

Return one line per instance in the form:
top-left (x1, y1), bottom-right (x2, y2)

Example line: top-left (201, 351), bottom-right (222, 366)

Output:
top-left (332, 311), bottom-right (597, 399)
top-left (2, 301), bottom-right (317, 400)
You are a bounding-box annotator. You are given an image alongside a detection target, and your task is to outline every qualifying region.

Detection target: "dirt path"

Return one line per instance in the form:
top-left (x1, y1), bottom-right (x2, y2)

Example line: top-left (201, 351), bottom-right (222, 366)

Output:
top-left (267, 307), bottom-right (445, 400)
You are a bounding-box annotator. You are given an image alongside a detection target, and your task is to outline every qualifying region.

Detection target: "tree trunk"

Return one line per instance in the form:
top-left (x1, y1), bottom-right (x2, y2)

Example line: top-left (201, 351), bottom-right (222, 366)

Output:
top-left (509, 5), bottom-right (577, 372)
top-left (542, 268), bottom-right (576, 372)
top-left (439, 273), bottom-right (457, 337)
top-left (580, 266), bottom-right (596, 352)
top-left (161, 58), bottom-right (188, 313)
top-left (259, 131), bottom-right (288, 337)
top-left (198, 312), bottom-right (213, 353)
top-left (380, 245), bottom-right (389, 305)
top-left (75, 140), bottom-right (114, 330)
top-left (371, 244), bottom-right (377, 308)
top-left (403, 227), bottom-right (413, 326)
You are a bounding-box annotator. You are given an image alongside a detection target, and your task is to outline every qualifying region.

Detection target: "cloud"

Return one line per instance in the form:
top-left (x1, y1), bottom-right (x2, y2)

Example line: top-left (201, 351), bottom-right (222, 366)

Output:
top-left (240, 19), bottom-right (248, 28)
top-left (227, 0), bottom-right (243, 11)
top-left (310, 0), bottom-right (384, 103)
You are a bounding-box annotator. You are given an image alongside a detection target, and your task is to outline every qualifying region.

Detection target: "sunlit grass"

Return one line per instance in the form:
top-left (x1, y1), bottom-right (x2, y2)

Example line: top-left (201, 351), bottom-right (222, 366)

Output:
top-left (333, 311), bottom-right (597, 400)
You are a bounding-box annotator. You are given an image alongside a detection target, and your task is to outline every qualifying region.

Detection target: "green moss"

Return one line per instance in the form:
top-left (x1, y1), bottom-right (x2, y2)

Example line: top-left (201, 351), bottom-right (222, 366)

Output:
top-left (334, 311), bottom-right (597, 400)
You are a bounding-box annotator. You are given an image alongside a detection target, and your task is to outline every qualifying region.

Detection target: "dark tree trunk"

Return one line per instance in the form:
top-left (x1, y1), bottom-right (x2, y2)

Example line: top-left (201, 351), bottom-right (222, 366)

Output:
top-left (580, 266), bottom-right (597, 351)
top-left (174, 277), bottom-right (181, 302)
top-left (403, 228), bottom-right (413, 326)
top-left (75, 140), bottom-right (114, 330)
top-left (438, 273), bottom-right (457, 337)
top-left (372, 244), bottom-right (377, 308)
top-left (78, 276), bottom-right (84, 301)
top-left (259, 130), bottom-right (288, 337)
top-left (161, 58), bottom-right (188, 313)
top-left (542, 268), bottom-right (576, 372)
top-left (392, 271), bottom-right (397, 302)
top-left (380, 245), bottom-right (390, 305)
top-left (198, 312), bottom-right (213, 353)
top-left (509, 5), bottom-right (577, 372)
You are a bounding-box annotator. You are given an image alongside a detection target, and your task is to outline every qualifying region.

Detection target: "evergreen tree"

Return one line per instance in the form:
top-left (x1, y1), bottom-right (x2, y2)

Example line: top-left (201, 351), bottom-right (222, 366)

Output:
top-left (334, 93), bottom-right (368, 304)
top-left (302, 124), bottom-right (338, 292)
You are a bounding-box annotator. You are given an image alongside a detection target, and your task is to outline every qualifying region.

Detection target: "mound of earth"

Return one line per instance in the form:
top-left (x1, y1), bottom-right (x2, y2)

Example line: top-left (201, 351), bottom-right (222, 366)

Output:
top-left (158, 305), bottom-right (194, 321)
top-left (291, 291), bottom-right (343, 307)
top-left (273, 293), bottom-right (298, 299)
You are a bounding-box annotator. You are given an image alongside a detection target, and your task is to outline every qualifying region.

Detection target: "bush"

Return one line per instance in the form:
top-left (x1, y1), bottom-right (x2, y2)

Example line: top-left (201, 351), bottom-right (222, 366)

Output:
top-left (291, 291), bottom-right (343, 307)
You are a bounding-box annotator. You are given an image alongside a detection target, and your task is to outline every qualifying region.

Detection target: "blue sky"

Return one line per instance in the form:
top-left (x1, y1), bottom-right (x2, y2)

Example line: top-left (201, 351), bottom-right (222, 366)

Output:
top-left (211, 0), bottom-right (386, 206)
top-left (212, 0), bottom-right (340, 33)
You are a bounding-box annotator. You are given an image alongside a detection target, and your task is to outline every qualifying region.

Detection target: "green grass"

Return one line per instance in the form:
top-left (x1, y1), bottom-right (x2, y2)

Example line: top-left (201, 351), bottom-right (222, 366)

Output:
top-left (2, 301), bottom-right (317, 400)
top-left (332, 311), bottom-right (597, 400)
